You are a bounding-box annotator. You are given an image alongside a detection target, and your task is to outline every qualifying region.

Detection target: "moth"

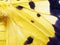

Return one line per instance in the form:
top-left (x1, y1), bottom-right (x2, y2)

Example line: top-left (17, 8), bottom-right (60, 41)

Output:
top-left (0, 0), bottom-right (60, 45)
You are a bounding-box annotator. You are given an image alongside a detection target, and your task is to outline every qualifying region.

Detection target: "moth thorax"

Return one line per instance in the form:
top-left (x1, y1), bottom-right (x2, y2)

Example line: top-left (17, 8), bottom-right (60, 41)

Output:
top-left (0, 15), bottom-right (8, 26)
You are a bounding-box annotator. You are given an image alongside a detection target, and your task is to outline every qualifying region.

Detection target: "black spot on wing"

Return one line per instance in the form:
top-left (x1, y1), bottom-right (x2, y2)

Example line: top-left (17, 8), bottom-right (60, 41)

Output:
top-left (16, 6), bottom-right (23, 10)
top-left (29, 1), bottom-right (35, 9)
top-left (24, 36), bottom-right (33, 45)
top-left (31, 20), bottom-right (34, 23)
top-left (37, 13), bottom-right (41, 17)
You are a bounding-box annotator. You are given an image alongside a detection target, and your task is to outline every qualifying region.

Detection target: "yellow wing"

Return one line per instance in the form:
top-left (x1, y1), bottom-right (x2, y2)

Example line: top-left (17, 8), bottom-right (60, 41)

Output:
top-left (0, 0), bottom-right (57, 45)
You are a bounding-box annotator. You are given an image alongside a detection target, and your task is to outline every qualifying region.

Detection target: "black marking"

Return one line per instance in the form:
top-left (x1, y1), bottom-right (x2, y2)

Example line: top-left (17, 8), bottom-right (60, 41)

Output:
top-left (37, 13), bottom-right (41, 17)
top-left (24, 36), bottom-right (33, 45)
top-left (29, 1), bottom-right (35, 9)
top-left (16, 6), bottom-right (23, 10)
top-left (31, 20), bottom-right (34, 23)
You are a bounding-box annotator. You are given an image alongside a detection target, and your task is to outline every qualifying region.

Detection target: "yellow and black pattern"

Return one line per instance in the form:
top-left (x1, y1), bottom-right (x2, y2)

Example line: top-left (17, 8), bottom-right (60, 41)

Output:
top-left (0, 0), bottom-right (60, 45)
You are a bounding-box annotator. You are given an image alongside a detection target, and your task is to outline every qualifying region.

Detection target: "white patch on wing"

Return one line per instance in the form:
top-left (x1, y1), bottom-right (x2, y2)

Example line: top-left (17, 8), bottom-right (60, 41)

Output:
top-left (42, 15), bottom-right (58, 25)
top-left (35, 1), bottom-right (50, 14)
